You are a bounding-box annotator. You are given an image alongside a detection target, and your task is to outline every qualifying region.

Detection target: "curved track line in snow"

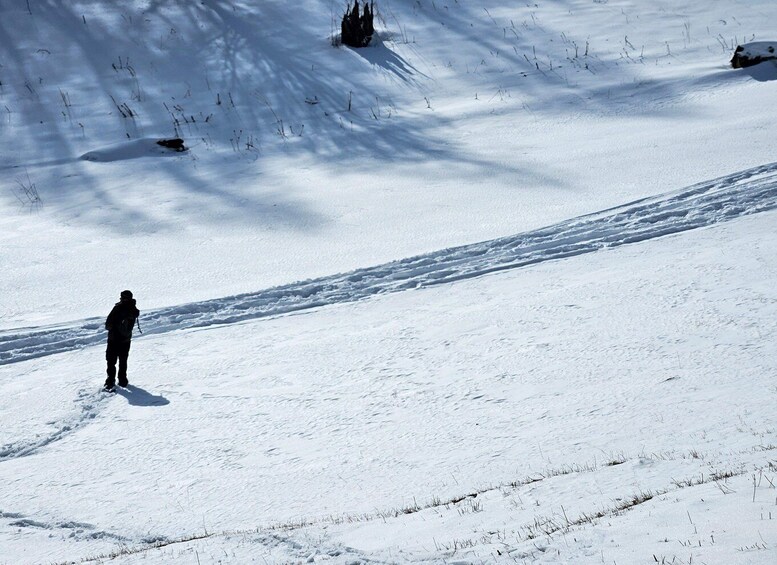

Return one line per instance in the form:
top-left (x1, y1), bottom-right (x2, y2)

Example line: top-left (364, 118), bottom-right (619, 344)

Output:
top-left (56, 452), bottom-right (756, 564)
top-left (0, 388), bottom-right (111, 462)
top-left (0, 386), bottom-right (168, 464)
top-left (0, 510), bottom-right (170, 548)
top-left (0, 512), bottom-right (131, 543)
top-left (2, 161), bottom-right (777, 366)
top-left (63, 531), bottom-right (379, 565)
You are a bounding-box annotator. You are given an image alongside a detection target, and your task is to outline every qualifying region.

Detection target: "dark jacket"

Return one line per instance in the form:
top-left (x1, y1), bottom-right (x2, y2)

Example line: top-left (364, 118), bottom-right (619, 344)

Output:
top-left (105, 299), bottom-right (140, 343)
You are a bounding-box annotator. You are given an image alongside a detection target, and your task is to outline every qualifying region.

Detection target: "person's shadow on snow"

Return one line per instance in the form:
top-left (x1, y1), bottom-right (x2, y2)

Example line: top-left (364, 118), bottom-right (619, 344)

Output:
top-left (114, 385), bottom-right (169, 407)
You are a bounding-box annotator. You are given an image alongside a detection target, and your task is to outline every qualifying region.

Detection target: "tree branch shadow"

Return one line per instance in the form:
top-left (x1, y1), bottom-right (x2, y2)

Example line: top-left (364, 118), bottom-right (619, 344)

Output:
top-left (0, 0), bottom-right (571, 234)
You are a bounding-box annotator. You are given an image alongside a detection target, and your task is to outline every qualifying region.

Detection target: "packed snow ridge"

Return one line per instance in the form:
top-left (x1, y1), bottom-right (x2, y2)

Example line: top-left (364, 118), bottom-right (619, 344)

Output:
top-left (2, 160), bottom-right (776, 366)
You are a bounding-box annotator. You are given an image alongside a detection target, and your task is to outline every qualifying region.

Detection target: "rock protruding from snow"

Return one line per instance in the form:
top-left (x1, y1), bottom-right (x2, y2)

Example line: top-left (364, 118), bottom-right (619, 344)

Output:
top-left (731, 42), bottom-right (777, 68)
top-left (156, 138), bottom-right (187, 152)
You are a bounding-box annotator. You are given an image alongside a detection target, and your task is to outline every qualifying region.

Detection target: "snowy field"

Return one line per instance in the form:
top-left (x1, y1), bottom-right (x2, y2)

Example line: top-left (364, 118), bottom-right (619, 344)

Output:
top-left (1, 0), bottom-right (776, 563)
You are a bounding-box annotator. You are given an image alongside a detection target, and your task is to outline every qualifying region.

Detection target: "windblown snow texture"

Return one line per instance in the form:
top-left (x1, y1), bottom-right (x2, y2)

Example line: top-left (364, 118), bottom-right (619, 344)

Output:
top-left (1, 161), bottom-right (776, 366)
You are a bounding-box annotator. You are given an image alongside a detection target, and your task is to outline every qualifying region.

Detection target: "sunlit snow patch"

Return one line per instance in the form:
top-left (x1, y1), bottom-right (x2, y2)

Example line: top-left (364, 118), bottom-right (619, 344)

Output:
top-left (80, 138), bottom-right (187, 162)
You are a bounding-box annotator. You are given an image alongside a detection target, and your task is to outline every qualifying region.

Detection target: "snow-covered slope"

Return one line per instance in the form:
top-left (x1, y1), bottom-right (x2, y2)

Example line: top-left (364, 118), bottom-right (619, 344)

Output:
top-left (3, 159), bottom-right (777, 366)
top-left (2, 0), bottom-right (777, 326)
top-left (2, 0), bottom-right (777, 563)
top-left (2, 207), bottom-right (776, 564)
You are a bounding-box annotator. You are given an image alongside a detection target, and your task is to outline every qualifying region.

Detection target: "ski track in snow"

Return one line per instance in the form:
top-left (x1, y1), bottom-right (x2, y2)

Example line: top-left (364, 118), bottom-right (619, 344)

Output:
top-left (0, 509), bottom-right (133, 543)
top-left (0, 388), bottom-right (110, 462)
top-left (0, 510), bottom-right (172, 549)
top-left (2, 161), bottom-right (777, 366)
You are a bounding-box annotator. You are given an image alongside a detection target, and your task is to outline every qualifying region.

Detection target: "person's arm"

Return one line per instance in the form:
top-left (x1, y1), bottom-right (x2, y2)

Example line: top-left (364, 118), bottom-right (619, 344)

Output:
top-left (105, 305), bottom-right (118, 330)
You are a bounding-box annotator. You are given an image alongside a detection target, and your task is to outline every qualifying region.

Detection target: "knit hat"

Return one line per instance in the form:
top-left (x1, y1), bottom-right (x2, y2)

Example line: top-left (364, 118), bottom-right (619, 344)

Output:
top-left (120, 290), bottom-right (133, 300)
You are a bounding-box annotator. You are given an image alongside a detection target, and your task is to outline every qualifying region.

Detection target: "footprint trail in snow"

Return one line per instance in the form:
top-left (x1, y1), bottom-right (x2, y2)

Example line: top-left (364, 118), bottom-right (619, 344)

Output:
top-left (1, 161), bottom-right (776, 366)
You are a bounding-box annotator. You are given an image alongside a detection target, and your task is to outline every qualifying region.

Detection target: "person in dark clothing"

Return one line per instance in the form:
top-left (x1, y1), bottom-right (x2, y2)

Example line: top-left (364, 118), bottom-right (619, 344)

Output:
top-left (104, 290), bottom-right (140, 391)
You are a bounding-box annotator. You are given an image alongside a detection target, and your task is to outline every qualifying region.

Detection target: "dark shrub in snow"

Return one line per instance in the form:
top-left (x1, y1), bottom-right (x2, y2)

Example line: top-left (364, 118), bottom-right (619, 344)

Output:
top-left (341, 1), bottom-right (375, 48)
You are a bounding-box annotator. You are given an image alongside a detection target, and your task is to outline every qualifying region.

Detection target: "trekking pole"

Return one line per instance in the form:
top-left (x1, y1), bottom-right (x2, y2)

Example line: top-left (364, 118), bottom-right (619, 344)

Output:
top-left (136, 317), bottom-right (143, 335)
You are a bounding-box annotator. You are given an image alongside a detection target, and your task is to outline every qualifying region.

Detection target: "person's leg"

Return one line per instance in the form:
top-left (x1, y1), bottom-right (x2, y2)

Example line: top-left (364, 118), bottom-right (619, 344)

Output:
top-left (117, 341), bottom-right (131, 386)
top-left (105, 342), bottom-right (118, 388)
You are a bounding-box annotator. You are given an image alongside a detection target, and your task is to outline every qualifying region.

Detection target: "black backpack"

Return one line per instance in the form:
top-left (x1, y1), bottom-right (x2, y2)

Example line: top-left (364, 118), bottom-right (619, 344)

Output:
top-left (116, 314), bottom-right (136, 340)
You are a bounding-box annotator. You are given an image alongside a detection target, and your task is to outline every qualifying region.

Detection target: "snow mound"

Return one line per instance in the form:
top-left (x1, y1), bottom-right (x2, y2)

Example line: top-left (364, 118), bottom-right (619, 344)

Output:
top-left (731, 41), bottom-right (777, 68)
top-left (80, 138), bottom-right (187, 162)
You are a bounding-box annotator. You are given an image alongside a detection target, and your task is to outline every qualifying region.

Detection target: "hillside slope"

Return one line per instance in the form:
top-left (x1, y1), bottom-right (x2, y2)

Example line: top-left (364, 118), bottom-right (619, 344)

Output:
top-left (1, 0), bottom-right (776, 325)
top-left (2, 1), bottom-right (777, 563)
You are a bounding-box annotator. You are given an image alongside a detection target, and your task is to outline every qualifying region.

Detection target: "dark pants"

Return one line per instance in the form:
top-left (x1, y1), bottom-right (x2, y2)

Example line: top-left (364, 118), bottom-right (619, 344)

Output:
top-left (106, 340), bottom-right (131, 387)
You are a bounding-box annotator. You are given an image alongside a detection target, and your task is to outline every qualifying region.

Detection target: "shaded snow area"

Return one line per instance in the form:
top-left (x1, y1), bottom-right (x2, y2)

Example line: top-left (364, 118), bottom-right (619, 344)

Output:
top-left (1, 0), bottom-right (777, 563)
